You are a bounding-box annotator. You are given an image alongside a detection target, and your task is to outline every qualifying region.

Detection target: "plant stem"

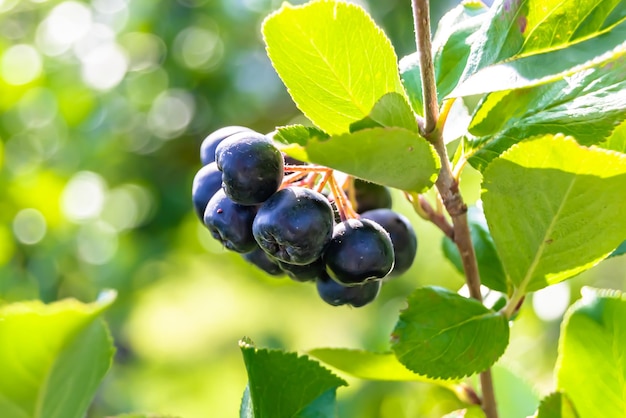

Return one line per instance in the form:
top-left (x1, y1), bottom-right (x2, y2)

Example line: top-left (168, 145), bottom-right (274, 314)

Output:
top-left (411, 1), bottom-right (498, 417)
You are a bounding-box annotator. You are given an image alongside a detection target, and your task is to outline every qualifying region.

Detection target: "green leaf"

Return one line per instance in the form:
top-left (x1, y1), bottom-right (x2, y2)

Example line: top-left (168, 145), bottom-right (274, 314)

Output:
top-left (490, 365), bottom-right (540, 418)
top-left (482, 135), bottom-right (626, 292)
top-left (533, 392), bottom-right (579, 418)
top-left (262, 0), bottom-right (407, 135)
top-left (442, 205), bottom-right (508, 292)
top-left (556, 287), bottom-right (626, 417)
top-left (391, 286), bottom-right (509, 379)
top-left (599, 118), bottom-right (626, 153)
top-left (400, 1), bottom-right (489, 113)
top-left (239, 338), bottom-right (346, 418)
top-left (452, 21), bottom-right (626, 97)
top-left (467, 47), bottom-right (626, 170)
top-left (459, 0), bottom-right (625, 83)
top-left (349, 92), bottom-right (418, 133)
top-left (307, 348), bottom-right (456, 384)
top-left (0, 290), bottom-right (117, 418)
top-left (274, 126), bottom-right (440, 193)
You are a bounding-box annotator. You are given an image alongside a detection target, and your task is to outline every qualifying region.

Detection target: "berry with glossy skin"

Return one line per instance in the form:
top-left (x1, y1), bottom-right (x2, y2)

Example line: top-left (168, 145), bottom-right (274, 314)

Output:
top-left (316, 272), bottom-right (381, 307)
top-left (215, 131), bottom-right (284, 205)
top-left (278, 258), bottom-right (325, 282)
top-left (203, 189), bottom-right (257, 253)
top-left (253, 187), bottom-right (333, 265)
top-left (361, 209), bottom-right (417, 277)
top-left (200, 126), bottom-right (252, 165)
top-left (352, 179), bottom-right (392, 213)
top-left (243, 246), bottom-right (283, 276)
top-left (192, 162), bottom-right (222, 219)
top-left (323, 218), bottom-right (394, 285)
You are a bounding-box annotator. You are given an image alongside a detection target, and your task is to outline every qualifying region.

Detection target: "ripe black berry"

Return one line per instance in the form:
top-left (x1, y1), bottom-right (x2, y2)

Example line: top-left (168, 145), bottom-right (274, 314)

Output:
top-left (215, 131), bottom-right (284, 205)
top-left (200, 126), bottom-right (252, 166)
top-left (203, 189), bottom-right (257, 253)
top-left (278, 258), bottom-right (325, 282)
top-left (323, 218), bottom-right (394, 285)
top-left (243, 246), bottom-right (283, 276)
top-left (361, 209), bottom-right (417, 277)
top-left (352, 179), bottom-right (392, 213)
top-left (192, 162), bottom-right (222, 219)
top-left (316, 272), bottom-right (381, 307)
top-left (253, 187), bottom-right (333, 265)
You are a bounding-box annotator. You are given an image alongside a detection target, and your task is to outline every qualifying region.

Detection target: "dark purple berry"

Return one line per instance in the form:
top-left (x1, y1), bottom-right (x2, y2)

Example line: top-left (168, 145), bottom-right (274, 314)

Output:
top-left (323, 218), bottom-right (394, 285)
top-left (352, 179), bottom-right (392, 213)
top-left (200, 126), bottom-right (252, 166)
top-left (243, 246), bottom-right (283, 276)
top-left (192, 162), bottom-right (222, 219)
top-left (253, 187), bottom-right (333, 265)
top-left (215, 131), bottom-right (284, 205)
top-left (203, 189), bottom-right (257, 253)
top-left (361, 209), bottom-right (417, 277)
top-left (278, 258), bottom-right (325, 282)
top-left (316, 272), bottom-right (381, 307)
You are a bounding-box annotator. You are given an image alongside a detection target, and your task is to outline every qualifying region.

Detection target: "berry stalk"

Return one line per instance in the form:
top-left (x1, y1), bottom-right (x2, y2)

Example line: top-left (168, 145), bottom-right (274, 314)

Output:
top-left (411, 0), bottom-right (498, 417)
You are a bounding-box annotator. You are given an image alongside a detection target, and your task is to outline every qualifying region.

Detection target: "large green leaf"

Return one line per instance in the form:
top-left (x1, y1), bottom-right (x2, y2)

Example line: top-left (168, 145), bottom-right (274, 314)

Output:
top-left (482, 135), bottom-right (626, 292)
top-left (533, 392), bottom-right (579, 418)
top-left (0, 290), bottom-right (116, 418)
top-left (556, 288), bottom-right (626, 417)
top-left (459, 0), bottom-right (625, 83)
top-left (274, 126), bottom-right (440, 193)
top-left (262, 0), bottom-right (408, 135)
top-left (400, 1), bottom-right (489, 113)
top-left (239, 338), bottom-right (346, 418)
top-left (466, 47), bottom-right (626, 170)
top-left (391, 286), bottom-right (509, 379)
top-left (442, 205), bottom-right (508, 292)
top-left (307, 348), bottom-right (456, 384)
top-left (443, 407), bottom-right (486, 418)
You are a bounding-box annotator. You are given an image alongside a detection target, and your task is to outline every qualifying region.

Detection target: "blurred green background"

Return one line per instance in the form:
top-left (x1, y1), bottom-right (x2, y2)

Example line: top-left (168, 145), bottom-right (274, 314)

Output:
top-left (1, 0), bottom-right (625, 417)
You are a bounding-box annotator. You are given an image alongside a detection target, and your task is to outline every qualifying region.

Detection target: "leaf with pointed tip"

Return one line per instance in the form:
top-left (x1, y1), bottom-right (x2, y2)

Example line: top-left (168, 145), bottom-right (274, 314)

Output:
top-left (556, 287), bottom-right (626, 417)
top-left (391, 286), bottom-right (509, 379)
top-left (349, 92), bottom-right (418, 133)
top-left (239, 338), bottom-right (346, 418)
top-left (467, 48), bottom-right (626, 170)
top-left (442, 205), bottom-right (509, 292)
top-left (307, 348), bottom-right (457, 384)
top-left (533, 392), bottom-right (579, 418)
top-left (482, 135), bottom-right (626, 292)
top-left (0, 291), bottom-right (117, 418)
top-left (274, 126), bottom-right (440, 192)
top-left (262, 1), bottom-right (407, 135)
top-left (610, 240), bottom-right (626, 258)
top-left (400, 1), bottom-right (489, 113)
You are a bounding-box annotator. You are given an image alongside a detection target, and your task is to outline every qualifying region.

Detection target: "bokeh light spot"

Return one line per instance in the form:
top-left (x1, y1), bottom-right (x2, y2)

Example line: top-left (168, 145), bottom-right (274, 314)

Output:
top-left (13, 208), bottom-right (47, 245)
top-left (80, 42), bottom-right (128, 90)
top-left (76, 221), bottom-right (118, 264)
top-left (147, 89), bottom-right (195, 139)
top-left (17, 88), bottom-right (58, 129)
top-left (119, 32), bottom-right (166, 72)
top-left (532, 282), bottom-right (571, 321)
top-left (36, 1), bottom-right (92, 56)
top-left (1, 44), bottom-right (43, 85)
top-left (174, 26), bottom-right (223, 71)
top-left (61, 171), bottom-right (107, 221)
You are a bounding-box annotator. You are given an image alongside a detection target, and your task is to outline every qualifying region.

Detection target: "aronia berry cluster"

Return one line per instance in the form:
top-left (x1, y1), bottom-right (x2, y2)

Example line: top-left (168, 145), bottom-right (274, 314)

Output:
top-left (192, 126), bottom-right (418, 307)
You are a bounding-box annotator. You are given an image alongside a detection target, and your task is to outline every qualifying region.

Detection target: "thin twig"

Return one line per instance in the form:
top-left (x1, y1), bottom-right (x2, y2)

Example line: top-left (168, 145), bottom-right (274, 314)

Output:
top-left (411, 1), bottom-right (499, 417)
